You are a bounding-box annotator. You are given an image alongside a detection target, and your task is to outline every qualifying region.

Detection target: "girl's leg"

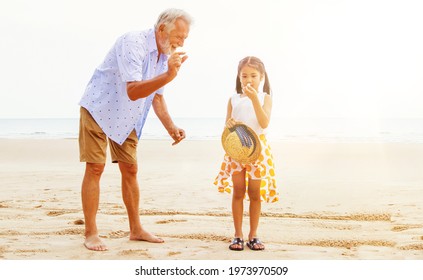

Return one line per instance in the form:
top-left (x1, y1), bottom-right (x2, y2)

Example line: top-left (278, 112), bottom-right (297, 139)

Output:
top-left (247, 179), bottom-right (265, 250)
top-left (231, 170), bottom-right (246, 249)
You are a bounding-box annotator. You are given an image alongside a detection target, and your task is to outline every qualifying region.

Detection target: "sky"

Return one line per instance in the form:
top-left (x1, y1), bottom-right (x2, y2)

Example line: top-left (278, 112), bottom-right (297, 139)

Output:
top-left (1, 0), bottom-right (422, 119)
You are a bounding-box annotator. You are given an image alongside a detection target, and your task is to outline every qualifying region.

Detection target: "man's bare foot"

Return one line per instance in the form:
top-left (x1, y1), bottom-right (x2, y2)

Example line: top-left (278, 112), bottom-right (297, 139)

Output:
top-left (130, 230), bottom-right (164, 243)
top-left (84, 235), bottom-right (108, 251)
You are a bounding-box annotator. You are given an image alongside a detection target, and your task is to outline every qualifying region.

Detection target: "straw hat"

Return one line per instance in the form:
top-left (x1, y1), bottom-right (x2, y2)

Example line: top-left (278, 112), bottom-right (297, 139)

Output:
top-left (221, 122), bottom-right (261, 164)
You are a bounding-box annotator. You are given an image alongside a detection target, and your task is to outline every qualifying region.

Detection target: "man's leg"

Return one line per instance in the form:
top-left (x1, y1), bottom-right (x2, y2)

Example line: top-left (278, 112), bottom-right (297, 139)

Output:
top-left (81, 162), bottom-right (107, 251)
top-left (118, 161), bottom-right (164, 243)
top-left (79, 107), bottom-right (109, 251)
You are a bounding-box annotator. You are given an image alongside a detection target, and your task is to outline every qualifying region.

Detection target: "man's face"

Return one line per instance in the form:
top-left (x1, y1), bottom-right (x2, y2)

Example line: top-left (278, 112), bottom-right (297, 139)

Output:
top-left (158, 18), bottom-right (190, 55)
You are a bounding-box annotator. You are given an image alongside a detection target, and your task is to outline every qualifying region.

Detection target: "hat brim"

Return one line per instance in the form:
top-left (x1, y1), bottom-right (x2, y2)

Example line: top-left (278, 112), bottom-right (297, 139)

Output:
top-left (221, 122), bottom-right (261, 164)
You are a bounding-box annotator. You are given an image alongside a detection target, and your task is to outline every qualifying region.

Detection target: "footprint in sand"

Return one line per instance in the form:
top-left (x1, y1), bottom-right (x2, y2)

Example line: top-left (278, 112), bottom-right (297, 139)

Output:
top-left (156, 219), bottom-right (187, 224)
top-left (16, 249), bottom-right (48, 254)
top-left (55, 228), bottom-right (85, 235)
top-left (399, 244), bottom-right (423, 250)
top-left (0, 246), bottom-right (7, 255)
top-left (0, 230), bottom-right (21, 236)
top-left (168, 233), bottom-right (229, 242)
top-left (391, 224), bottom-right (422, 232)
top-left (118, 249), bottom-right (150, 257)
top-left (109, 230), bottom-right (129, 239)
top-left (291, 239), bottom-right (396, 249)
top-left (312, 222), bottom-right (355, 230)
top-left (168, 251), bottom-right (181, 257)
top-left (46, 210), bottom-right (66, 216)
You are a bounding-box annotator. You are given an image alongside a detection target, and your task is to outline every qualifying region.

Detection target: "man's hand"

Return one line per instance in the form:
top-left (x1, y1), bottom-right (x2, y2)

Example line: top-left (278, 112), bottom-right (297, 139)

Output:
top-left (167, 52), bottom-right (188, 79)
top-left (168, 126), bottom-right (186, 145)
top-left (127, 52), bottom-right (187, 100)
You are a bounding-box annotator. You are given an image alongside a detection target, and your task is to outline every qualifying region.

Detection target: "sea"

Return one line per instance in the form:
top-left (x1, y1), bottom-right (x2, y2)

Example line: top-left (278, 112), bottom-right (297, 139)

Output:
top-left (1, 117), bottom-right (423, 143)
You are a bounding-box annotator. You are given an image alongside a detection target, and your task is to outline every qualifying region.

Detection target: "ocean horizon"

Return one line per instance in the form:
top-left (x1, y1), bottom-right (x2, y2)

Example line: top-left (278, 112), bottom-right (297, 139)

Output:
top-left (1, 117), bottom-right (423, 143)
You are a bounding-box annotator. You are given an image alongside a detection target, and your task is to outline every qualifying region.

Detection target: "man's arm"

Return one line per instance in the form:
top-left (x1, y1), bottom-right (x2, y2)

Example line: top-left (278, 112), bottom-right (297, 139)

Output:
top-left (152, 93), bottom-right (185, 145)
top-left (127, 52), bottom-right (187, 101)
top-left (127, 73), bottom-right (173, 101)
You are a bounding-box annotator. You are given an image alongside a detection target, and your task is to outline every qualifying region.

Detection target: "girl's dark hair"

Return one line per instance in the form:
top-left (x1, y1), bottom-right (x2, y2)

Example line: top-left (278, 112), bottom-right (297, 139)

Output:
top-left (235, 56), bottom-right (271, 95)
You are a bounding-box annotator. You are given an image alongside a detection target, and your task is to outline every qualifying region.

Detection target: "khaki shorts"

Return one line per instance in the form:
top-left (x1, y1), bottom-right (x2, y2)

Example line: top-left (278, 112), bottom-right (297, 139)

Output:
top-left (79, 107), bottom-right (138, 164)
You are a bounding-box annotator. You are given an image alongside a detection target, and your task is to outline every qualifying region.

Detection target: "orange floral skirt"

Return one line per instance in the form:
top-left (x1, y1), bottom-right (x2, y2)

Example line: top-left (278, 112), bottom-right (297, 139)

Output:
top-left (214, 134), bottom-right (279, 203)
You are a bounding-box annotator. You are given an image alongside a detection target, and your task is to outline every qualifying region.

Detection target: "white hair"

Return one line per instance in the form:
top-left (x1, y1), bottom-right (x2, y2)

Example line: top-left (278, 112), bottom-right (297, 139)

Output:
top-left (154, 8), bottom-right (193, 32)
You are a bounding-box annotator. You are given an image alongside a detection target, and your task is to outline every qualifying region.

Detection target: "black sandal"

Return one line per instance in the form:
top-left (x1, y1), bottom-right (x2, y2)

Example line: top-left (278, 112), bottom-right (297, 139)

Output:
top-left (246, 238), bottom-right (265, 250)
top-left (229, 237), bottom-right (244, 251)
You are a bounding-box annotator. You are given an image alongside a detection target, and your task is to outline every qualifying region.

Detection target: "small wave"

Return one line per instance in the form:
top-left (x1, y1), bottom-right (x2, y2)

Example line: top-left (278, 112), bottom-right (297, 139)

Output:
top-left (1, 118), bottom-right (423, 143)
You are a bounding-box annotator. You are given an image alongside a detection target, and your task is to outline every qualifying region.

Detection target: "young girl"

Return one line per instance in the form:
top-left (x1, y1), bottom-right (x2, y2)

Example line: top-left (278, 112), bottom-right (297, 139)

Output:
top-left (214, 56), bottom-right (279, 251)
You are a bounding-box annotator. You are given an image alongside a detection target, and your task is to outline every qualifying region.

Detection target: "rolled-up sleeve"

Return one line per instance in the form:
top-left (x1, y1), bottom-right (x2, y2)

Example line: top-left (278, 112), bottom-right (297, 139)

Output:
top-left (116, 34), bottom-right (146, 82)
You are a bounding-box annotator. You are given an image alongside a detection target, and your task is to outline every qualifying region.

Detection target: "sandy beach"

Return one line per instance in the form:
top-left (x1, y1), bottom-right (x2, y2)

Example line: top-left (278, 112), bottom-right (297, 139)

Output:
top-left (1, 138), bottom-right (423, 260)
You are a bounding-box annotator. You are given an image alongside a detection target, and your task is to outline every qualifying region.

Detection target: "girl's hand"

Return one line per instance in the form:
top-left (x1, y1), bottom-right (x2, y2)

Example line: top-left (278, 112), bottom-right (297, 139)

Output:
top-left (242, 83), bottom-right (258, 100)
top-left (225, 118), bottom-right (237, 129)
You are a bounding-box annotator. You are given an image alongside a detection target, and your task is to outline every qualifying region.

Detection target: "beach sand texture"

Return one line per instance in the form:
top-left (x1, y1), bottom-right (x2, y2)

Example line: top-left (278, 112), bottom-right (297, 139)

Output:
top-left (1, 139), bottom-right (423, 259)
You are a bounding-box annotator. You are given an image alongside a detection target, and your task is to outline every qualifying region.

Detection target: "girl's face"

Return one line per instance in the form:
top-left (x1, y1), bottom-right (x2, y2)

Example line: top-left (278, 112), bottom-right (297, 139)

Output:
top-left (239, 65), bottom-right (263, 92)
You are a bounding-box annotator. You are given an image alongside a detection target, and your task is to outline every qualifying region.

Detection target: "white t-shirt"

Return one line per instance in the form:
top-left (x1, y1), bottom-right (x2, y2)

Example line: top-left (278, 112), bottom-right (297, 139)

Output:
top-left (231, 92), bottom-right (267, 135)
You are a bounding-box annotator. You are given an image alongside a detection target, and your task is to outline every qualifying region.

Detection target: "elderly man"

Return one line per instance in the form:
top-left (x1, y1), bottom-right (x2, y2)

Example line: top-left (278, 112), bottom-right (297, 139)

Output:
top-left (78, 9), bottom-right (193, 251)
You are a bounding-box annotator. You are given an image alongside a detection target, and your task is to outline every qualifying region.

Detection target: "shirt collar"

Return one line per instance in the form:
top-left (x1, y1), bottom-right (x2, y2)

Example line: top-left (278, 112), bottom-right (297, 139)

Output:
top-left (147, 28), bottom-right (157, 54)
top-left (147, 27), bottom-right (169, 60)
